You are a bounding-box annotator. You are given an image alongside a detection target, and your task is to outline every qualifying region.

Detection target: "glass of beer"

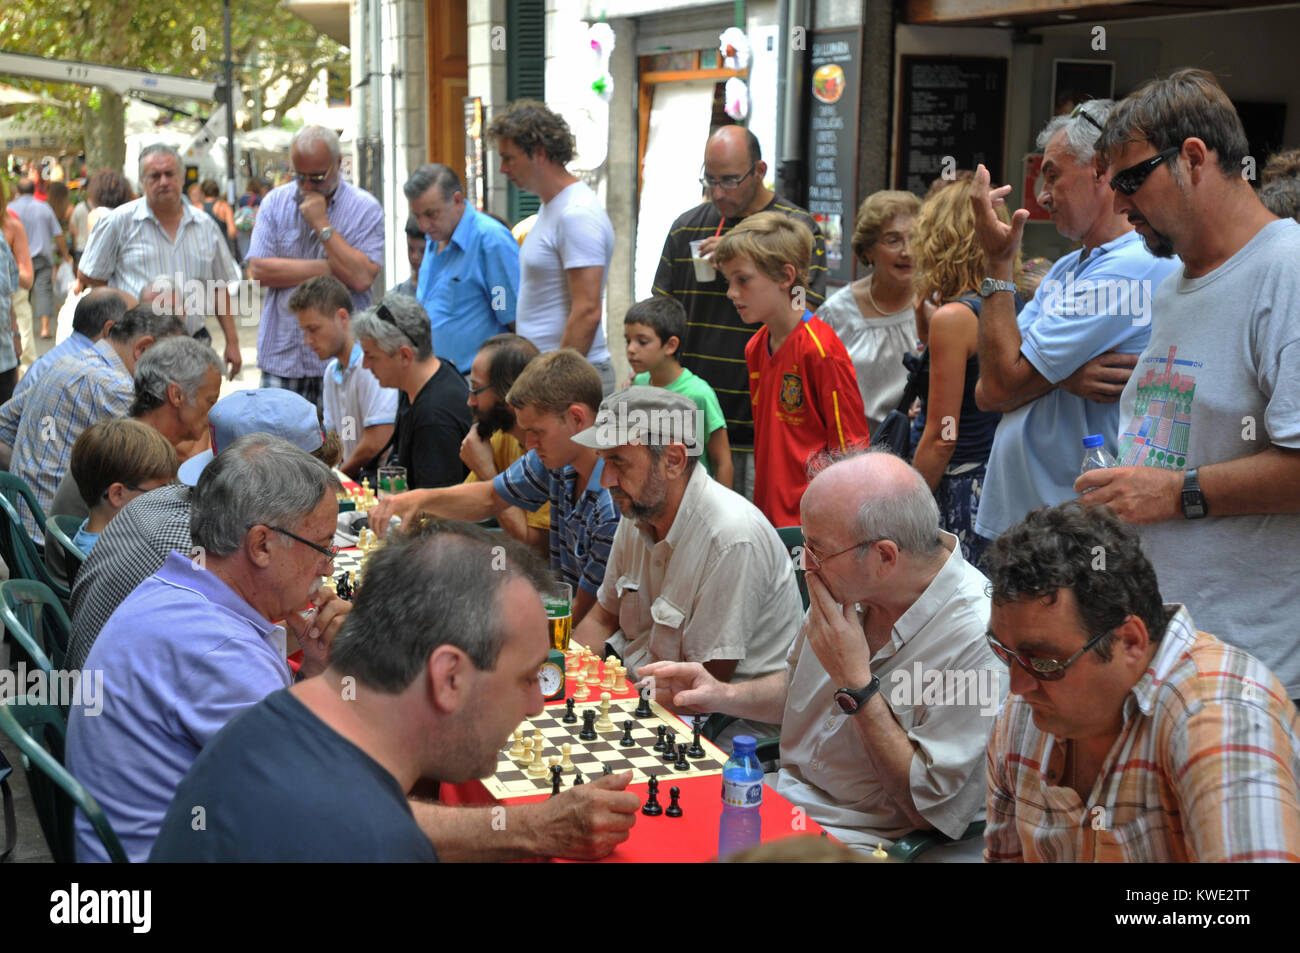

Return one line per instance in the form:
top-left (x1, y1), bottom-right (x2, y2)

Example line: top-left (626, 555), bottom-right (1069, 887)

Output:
top-left (377, 465), bottom-right (407, 499)
top-left (544, 582), bottom-right (573, 652)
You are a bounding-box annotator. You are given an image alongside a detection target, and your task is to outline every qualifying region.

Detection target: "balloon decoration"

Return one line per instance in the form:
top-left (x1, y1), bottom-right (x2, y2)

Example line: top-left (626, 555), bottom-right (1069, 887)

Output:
top-left (588, 22), bottom-right (616, 103)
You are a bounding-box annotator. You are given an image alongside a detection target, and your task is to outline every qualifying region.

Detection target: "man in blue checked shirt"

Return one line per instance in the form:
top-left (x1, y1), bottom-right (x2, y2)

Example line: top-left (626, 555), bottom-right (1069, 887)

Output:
top-left (13, 288), bottom-right (126, 400)
top-left (405, 163), bottom-right (518, 374)
top-left (371, 349), bottom-right (619, 625)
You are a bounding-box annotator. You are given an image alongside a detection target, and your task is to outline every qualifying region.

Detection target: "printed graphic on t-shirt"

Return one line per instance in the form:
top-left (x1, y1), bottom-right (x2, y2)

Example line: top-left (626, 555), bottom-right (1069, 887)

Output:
top-left (1118, 345), bottom-right (1200, 470)
top-left (780, 370), bottom-right (805, 418)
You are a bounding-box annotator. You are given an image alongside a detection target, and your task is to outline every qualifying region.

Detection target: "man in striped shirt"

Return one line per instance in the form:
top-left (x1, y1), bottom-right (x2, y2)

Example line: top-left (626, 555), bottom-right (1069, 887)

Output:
top-left (78, 144), bottom-right (243, 379)
top-left (372, 349), bottom-right (619, 625)
top-left (247, 126), bottom-right (384, 409)
top-left (983, 502), bottom-right (1300, 862)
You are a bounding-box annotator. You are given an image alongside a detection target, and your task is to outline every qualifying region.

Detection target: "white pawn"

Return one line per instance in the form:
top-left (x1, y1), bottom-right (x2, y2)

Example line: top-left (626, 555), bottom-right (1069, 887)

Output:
top-left (509, 729), bottom-right (524, 759)
top-left (561, 743), bottom-right (573, 771)
top-left (595, 691), bottom-right (614, 732)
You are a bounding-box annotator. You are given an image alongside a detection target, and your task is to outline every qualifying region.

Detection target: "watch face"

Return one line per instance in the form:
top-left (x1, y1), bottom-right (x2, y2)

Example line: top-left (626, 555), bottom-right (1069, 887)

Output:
top-left (538, 661), bottom-right (564, 699)
top-left (834, 691), bottom-right (858, 715)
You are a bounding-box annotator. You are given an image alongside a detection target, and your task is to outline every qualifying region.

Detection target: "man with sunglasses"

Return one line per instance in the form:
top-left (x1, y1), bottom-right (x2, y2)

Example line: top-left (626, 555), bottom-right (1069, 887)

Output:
top-left (247, 125), bottom-right (384, 411)
top-left (1074, 68), bottom-right (1300, 708)
top-left (984, 502), bottom-right (1300, 862)
top-left (968, 102), bottom-right (1180, 549)
top-left (641, 449), bottom-right (1000, 856)
top-left (652, 126), bottom-right (827, 502)
top-left (66, 432), bottom-right (349, 861)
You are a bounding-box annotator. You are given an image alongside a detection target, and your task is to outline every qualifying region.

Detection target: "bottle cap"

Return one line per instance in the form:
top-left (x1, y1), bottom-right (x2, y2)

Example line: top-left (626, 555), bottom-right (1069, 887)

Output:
top-left (731, 735), bottom-right (757, 758)
top-left (1082, 434), bottom-right (1105, 449)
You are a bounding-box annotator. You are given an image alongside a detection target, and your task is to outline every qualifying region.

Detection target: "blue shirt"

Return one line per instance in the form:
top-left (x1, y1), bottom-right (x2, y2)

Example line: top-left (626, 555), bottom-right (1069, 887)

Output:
top-left (73, 518), bottom-right (98, 555)
top-left (974, 231), bottom-right (1182, 540)
top-left (493, 449), bottom-right (620, 597)
top-left (416, 206), bottom-right (519, 372)
top-left (65, 551), bottom-right (291, 862)
top-left (13, 330), bottom-right (95, 399)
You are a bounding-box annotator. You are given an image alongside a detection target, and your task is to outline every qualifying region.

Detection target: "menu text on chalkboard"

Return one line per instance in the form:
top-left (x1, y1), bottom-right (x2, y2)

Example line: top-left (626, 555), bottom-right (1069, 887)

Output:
top-left (896, 56), bottom-right (1007, 196)
top-left (805, 28), bottom-right (862, 285)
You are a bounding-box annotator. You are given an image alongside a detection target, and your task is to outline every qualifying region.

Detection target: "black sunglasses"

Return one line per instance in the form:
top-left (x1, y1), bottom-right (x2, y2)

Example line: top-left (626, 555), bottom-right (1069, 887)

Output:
top-left (1069, 103), bottom-right (1105, 134)
top-left (292, 171), bottom-right (331, 184)
top-left (986, 629), bottom-right (1112, 681)
top-left (1109, 146), bottom-right (1181, 196)
top-left (375, 303), bottom-right (415, 345)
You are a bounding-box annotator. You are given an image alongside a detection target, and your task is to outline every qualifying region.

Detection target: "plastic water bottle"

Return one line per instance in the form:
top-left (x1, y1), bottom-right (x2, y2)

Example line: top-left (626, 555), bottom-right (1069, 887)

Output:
top-left (1080, 434), bottom-right (1118, 492)
top-left (718, 735), bottom-right (763, 859)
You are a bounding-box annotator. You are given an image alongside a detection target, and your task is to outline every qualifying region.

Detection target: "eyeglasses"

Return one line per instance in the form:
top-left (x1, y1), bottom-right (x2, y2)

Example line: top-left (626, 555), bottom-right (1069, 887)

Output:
top-left (468, 382), bottom-right (492, 396)
top-left (699, 164), bottom-right (757, 191)
top-left (1069, 103), bottom-right (1105, 134)
top-left (292, 171), bottom-right (331, 184)
top-left (985, 629), bottom-right (1112, 681)
top-left (1109, 146), bottom-right (1181, 196)
top-left (257, 524), bottom-right (341, 563)
top-left (802, 537), bottom-right (888, 572)
top-left (877, 233), bottom-right (910, 251)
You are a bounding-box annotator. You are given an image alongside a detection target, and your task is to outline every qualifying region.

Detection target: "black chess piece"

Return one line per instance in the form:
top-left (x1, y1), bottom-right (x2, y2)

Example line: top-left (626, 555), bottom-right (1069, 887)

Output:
top-left (665, 786), bottom-right (683, 818)
top-left (673, 743), bottom-right (690, 771)
top-left (334, 573), bottom-right (353, 601)
top-left (550, 764), bottom-right (562, 796)
top-left (574, 772), bottom-right (585, 786)
top-left (619, 720), bottom-right (635, 747)
top-left (602, 763), bottom-right (613, 777)
top-left (634, 686), bottom-right (653, 719)
top-left (562, 697), bottom-right (577, 724)
top-left (687, 715), bottom-right (706, 759)
top-left (641, 775), bottom-right (663, 816)
top-left (662, 728), bottom-right (678, 762)
top-left (653, 725), bottom-right (667, 752)
top-left (579, 709), bottom-right (597, 741)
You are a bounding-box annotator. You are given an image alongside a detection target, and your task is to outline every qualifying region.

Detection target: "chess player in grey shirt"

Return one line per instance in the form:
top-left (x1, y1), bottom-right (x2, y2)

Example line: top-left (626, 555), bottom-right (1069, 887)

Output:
top-left (641, 448), bottom-right (1003, 856)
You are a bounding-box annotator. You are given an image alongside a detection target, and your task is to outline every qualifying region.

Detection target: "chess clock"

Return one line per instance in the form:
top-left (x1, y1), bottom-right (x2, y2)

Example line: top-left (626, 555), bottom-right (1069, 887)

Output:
top-left (539, 649), bottom-right (566, 701)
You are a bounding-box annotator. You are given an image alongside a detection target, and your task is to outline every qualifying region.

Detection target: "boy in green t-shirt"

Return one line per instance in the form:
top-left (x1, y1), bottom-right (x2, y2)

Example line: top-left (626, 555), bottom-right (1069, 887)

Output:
top-left (624, 297), bottom-right (733, 487)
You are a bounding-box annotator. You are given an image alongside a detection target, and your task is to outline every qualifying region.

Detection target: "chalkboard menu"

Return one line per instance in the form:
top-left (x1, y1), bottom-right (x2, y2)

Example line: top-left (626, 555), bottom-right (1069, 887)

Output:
top-left (805, 28), bottom-right (862, 285)
top-left (896, 56), bottom-right (1007, 196)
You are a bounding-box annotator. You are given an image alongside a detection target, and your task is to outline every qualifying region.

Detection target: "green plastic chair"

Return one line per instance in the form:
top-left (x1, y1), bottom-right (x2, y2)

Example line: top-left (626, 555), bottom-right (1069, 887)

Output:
top-left (45, 513), bottom-right (88, 585)
top-left (0, 580), bottom-right (73, 674)
top-left (0, 472), bottom-right (69, 603)
top-left (0, 698), bottom-right (128, 863)
top-left (775, 525), bottom-right (809, 611)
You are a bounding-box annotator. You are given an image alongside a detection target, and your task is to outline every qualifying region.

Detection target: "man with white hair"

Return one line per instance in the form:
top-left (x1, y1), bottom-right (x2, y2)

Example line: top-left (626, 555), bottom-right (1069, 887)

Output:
top-left (78, 143), bottom-right (244, 379)
top-left (641, 449), bottom-right (1002, 857)
top-left (247, 125), bottom-right (384, 409)
top-left (968, 101), bottom-right (1180, 545)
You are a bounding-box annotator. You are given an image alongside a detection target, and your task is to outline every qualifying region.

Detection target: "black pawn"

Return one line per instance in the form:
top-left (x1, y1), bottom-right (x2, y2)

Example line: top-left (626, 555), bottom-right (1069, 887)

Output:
top-left (665, 786), bottom-right (683, 818)
top-left (673, 743), bottom-right (690, 771)
top-left (579, 709), bottom-right (597, 741)
top-left (550, 764), bottom-right (562, 796)
top-left (573, 772), bottom-right (585, 786)
top-left (653, 725), bottom-right (667, 751)
top-left (634, 687), bottom-right (653, 719)
top-left (662, 729), bottom-right (678, 762)
top-left (619, 720), bottom-right (635, 747)
top-left (602, 763), bottom-right (612, 777)
top-left (641, 775), bottom-right (663, 816)
top-left (687, 715), bottom-right (706, 759)
top-left (562, 697), bottom-right (577, 724)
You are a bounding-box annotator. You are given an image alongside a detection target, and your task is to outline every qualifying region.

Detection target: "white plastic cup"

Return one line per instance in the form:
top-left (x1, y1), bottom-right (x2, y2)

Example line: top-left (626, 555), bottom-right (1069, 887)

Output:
top-left (689, 239), bottom-right (717, 282)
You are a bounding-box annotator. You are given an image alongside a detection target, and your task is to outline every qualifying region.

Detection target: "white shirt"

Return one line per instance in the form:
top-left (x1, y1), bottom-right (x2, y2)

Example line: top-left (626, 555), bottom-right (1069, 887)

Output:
top-left (322, 340), bottom-right (399, 462)
top-left (776, 532), bottom-right (1002, 850)
top-left (516, 180), bottom-right (614, 364)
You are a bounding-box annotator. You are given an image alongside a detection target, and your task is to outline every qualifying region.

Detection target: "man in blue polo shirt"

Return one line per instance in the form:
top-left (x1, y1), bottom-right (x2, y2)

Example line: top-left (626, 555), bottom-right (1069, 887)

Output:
top-left (967, 99), bottom-right (1181, 544)
top-left (372, 349), bottom-right (619, 624)
top-left (405, 163), bottom-right (518, 374)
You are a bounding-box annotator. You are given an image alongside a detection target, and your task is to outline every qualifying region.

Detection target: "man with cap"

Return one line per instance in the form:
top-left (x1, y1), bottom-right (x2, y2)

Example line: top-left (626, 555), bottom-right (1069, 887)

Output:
top-left (65, 388), bottom-right (339, 672)
top-left (570, 386), bottom-right (801, 719)
top-left (65, 432), bottom-right (347, 861)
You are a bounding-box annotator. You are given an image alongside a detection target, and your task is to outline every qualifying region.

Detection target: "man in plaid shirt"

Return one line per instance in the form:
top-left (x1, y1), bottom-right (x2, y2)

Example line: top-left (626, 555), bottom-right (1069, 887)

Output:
top-left (983, 503), bottom-right (1300, 862)
top-left (0, 305), bottom-right (183, 541)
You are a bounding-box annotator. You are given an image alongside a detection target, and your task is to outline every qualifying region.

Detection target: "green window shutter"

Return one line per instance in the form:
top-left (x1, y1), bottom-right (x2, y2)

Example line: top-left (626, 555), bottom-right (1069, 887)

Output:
top-left (506, 0), bottom-right (544, 223)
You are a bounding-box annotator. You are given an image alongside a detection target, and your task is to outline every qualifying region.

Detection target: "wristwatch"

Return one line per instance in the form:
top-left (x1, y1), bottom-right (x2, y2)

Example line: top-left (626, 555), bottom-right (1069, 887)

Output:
top-left (979, 277), bottom-right (1017, 298)
top-left (317, 225), bottom-right (335, 243)
top-left (1181, 468), bottom-right (1208, 519)
top-left (833, 676), bottom-right (881, 716)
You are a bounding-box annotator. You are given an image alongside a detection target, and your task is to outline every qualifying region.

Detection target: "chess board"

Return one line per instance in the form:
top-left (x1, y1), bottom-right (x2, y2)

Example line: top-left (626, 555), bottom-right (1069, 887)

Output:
top-left (331, 548), bottom-right (365, 577)
top-left (480, 695), bottom-right (730, 800)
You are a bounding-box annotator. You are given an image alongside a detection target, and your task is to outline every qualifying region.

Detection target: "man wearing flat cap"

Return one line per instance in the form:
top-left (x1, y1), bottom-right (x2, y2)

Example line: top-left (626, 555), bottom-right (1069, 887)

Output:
top-left (570, 387), bottom-right (801, 726)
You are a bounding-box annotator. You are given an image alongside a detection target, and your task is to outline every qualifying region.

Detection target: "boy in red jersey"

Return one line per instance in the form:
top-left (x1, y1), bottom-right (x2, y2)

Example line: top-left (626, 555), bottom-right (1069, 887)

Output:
top-left (713, 212), bottom-right (869, 526)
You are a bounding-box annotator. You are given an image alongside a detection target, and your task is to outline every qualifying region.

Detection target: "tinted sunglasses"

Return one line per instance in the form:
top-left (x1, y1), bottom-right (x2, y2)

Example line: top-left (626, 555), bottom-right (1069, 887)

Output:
top-left (985, 629), bottom-right (1111, 681)
top-left (1109, 146), bottom-right (1181, 196)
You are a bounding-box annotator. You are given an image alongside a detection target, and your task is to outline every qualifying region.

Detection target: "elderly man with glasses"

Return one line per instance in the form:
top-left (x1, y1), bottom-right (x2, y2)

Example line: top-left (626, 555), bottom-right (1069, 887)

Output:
top-left (247, 125), bottom-right (384, 410)
top-left (651, 126), bottom-right (827, 502)
top-left (65, 432), bottom-right (348, 861)
top-left (983, 502), bottom-right (1300, 862)
top-left (641, 448), bottom-right (1001, 857)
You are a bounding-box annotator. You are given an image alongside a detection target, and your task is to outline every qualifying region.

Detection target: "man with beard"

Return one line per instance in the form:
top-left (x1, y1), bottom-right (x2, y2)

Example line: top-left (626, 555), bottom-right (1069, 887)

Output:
top-left (462, 333), bottom-right (548, 555)
top-left (569, 387), bottom-right (800, 732)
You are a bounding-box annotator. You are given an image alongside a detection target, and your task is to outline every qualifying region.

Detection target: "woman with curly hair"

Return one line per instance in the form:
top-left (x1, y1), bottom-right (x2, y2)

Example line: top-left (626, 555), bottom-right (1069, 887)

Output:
top-left (908, 173), bottom-right (1022, 567)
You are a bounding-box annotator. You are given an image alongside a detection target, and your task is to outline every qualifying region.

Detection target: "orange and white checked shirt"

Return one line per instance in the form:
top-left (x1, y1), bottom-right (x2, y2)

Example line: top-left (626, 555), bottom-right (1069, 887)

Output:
top-left (985, 605), bottom-right (1300, 862)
